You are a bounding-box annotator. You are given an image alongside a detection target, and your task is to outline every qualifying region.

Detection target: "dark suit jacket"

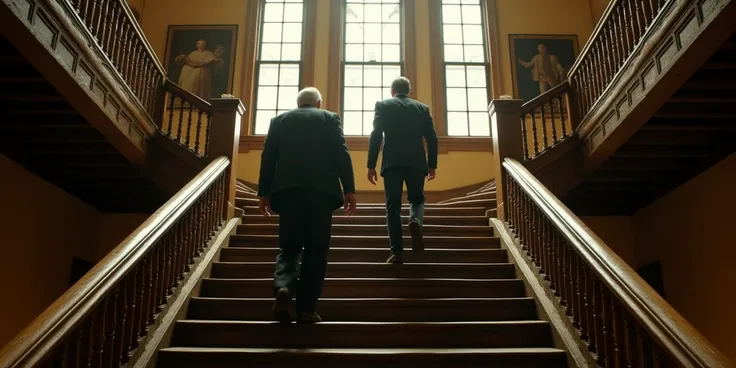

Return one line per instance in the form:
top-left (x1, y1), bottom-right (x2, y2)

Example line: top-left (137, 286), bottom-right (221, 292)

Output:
top-left (367, 95), bottom-right (439, 176)
top-left (257, 106), bottom-right (356, 211)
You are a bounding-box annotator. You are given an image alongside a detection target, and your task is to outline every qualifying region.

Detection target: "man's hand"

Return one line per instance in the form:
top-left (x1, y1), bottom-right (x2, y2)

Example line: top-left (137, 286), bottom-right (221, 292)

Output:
top-left (344, 193), bottom-right (357, 217)
top-left (427, 168), bottom-right (436, 181)
top-left (367, 168), bottom-right (378, 185)
top-left (259, 196), bottom-right (273, 217)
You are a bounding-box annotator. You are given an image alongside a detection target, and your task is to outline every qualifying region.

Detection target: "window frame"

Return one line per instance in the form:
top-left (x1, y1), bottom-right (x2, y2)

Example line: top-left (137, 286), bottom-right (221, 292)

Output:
top-left (439, 0), bottom-right (493, 137)
top-left (339, 0), bottom-right (405, 136)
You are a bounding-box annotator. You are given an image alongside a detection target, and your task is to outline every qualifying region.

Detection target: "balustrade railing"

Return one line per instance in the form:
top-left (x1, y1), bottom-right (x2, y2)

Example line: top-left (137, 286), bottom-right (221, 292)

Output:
top-left (0, 157), bottom-right (230, 368)
top-left (502, 158), bottom-right (731, 368)
top-left (568, 0), bottom-right (671, 121)
top-left (519, 82), bottom-right (575, 161)
top-left (160, 81), bottom-right (214, 158)
top-left (64, 0), bottom-right (165, 119)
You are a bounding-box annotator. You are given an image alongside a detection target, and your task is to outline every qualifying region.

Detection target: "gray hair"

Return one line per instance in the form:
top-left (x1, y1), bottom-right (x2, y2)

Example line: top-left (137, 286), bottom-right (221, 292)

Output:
top-left (391, 76), bottom-right (411, 94)
top-left (296, 87), bottom-right (322, 106)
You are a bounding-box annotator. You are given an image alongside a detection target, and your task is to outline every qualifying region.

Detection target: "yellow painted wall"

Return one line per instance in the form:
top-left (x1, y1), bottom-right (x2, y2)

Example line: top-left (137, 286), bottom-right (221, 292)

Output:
top-left (135, 0), bottom-right (602, 190)
top-left (579, 154), bottom-right (736, 361)
top-left (0, 155), bottom-right (149, 348)
top-left (589, 0), bottom-right (611, 24)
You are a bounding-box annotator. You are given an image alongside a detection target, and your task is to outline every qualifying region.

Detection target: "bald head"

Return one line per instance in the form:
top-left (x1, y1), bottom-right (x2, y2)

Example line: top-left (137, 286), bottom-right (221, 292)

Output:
top-left (297, 87), bottom-right (322, 108)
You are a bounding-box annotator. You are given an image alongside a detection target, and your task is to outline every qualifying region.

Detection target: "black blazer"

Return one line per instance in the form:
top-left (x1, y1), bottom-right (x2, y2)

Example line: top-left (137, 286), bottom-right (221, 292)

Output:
top-left (257, 106), bottom-right (356, 211)
top-left (367, 95), bottom-right (439, 176)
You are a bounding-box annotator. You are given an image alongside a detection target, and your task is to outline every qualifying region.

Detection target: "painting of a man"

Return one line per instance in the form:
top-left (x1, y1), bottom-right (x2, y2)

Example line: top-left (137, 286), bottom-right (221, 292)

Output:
top-left (164, 25), bottom-right (238, 102)
top-left (518, 44), bottom-right (567, 95)
top-left (510, 35), bottom-right (579, 102)
top-left (175, 39), bottom-right (224, 101)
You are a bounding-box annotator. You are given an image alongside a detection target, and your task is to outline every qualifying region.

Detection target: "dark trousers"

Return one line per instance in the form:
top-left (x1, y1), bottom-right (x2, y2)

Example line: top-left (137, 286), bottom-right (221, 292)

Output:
top-left (272, 189), bottom-right (334, 314)
top-left (383, 168), bottom-right (426, 255)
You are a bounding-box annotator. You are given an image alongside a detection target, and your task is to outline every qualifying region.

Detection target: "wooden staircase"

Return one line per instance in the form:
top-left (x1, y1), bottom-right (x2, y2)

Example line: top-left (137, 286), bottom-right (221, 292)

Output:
top-left (156, 183), bottom-right (569, 367)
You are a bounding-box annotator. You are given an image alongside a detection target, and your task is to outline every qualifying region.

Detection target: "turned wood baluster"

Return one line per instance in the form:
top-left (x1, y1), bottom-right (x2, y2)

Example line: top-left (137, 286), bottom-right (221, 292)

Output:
top-left (205, 114), bottom-right (213, 157)
top-left (177, 99), bottom-right (185, 142)
top-left (93, 0), bottom-right (105, 41)
top-left (580, 266), bottom-right (592, 344)
top-left (618, 6), bottom-right (631, 59)
top-left (125, 27), bottom-right (136, 86)
top-left (174, 220), bottom-right (186, 277)
top-left (558, 96), bottom-right (568, 138)
top-left (623, 315), bottom-right (637, 368)
top-left (593, 45), bottom-right (605, 99)
top-left (582, 63), bottom-right (593, 110)
top-left (64, 329), bottom-right (83, 367)
top-left (109, 4), bottom-right (121, 65)
top-left (148, 246), bottom-right (161, 323)
top-left (155, 241), bottom-right (168, 311)
top-left (591, 278), bottom-right (604, 359)
top-left (119, 271), bottom-right (136, 364)
top-left (520, 192), bottom-right (530, 252)
top-left (167, 93), bottom-right (176, 136)
top-left (98, 0), bottom-right (110, 52)
top-left (550, 231), bottom-right (561, 295)
top-left (626, 0), bottom-right (640, 45)
top-left (186, 102), bottom-right (194, 148)
top-left (119, 23), bottom-right (131, 80)
top-left (520, 114), bottom-right (530, 161)
top-left (541, 218), bottom-right (552, 280)
top-left (508, 177), bottom-right (517, 230)
top-left (637, 330), bottom-right (653, 367)
top-left (624, 1), bottom-right (635, 54)
top-left (145, 65), bottom-right (156, 114)
top-left (89, 299), bottom-right (108, 367)
top-left (600, 287), bottom-right (615, 367)
top-left (547, 101), bottom-right (557, 144)
top-left (131, 43), bottom-right (143, 94)
top-left (646, 0), bottom-right (657, 23)
top-left (167, 228), bottom-right (178, 295)
top-left (197, 198), bottom-right (207, 253)
top-left (529, 112), bottom-right (539, 157)
top-left (561, 243), bottom-right (573, 315)
top-left (633, 0), bottom-right (644, 43)
top-left (539, 104), bottom-right (548, 149)
top-left (574, 256), bottom-right (585, 332)
top-left (102, 287), bottom-right (120, 366)
top-left (135, 256), bottom-right (151, 347)
top-left (601, 29), bottom-right (612, 84)
top-left (206, 187), bottom-right (216, 238)
top-left (611, 299), bottom-right (627, 367)
top-left (82, 317), bottom-right (95, 367)
top-left (529, 207), bottom-right (539, 266)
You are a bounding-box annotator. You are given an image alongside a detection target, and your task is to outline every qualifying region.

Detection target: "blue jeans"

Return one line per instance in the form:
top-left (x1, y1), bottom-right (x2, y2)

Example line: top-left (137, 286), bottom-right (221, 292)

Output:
top-left (383, 168), bottom-right (426, 255)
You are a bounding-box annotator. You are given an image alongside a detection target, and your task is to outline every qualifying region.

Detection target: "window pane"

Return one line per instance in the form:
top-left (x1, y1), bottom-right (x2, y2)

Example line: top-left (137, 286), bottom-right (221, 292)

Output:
top-left (461, 0), bottom-right (480, 4)
top-left (346, 3), bottom-right (364, 22)
top-left (364, 65), bottom-right (382, 87)
top-left (283, 3), bottom-right (303, 22)
top-left (342, 111), bottom-right (363, 135)
top-left (445, 65), bottom-right (466, 87)
top-left (278, 86), bottom-right (298, 109)
top-left (259, 64), bottom-right (280, 86)
top-left (364, 44), bottom-right (381, 62)
top-left (262, 23), bottom-right (282, 43)
top-left (463, 24), bottom-right (483, 44)
top-left (344, 65), bottom-right (363, 86)
top-left (466, 66), bottom-right (487, 87)
top-left (382, 24), bottom-right (400, 43)
top-left (447, 112), bottom-right (469, 136)
top-left (282, 23), bottom-right (302, 42)
top-left (281, 43), bottom-right (301, 61)
top-left (364, 4), bottom-right (381, 22)
top-left (363, 111), bottom-right (374, 135)
top-left (257, 86), bottom-right (278, 109)
top-left (344, 87), bottom-right (363, 110)
top-left (382, 45), bottom-right (400, 62)
top-left (464, 45), bottom-right (485, 62)
top-left (264, 3), bottom-right (284, 22)
top-left (365, 24), bottom-right (382, 43)
top-left (279, 64), bottom-right (300, 86)
top-left (446, 88), bottom-right (467, 111)
top-left (261, 43), bottom-right (281, 60)
top-left (462, 5), bottom-right (482, 24)
top-left (363, 87), bottom-right (382, 110)
top-left (382, 65), bottom-right (401, 86)
top-left (345, 44), bottom-right (363, 61)
top-left (382, 4), bottom-right (400, 22)
top-left (346, 24), bottom-right (363, 43)
top-left (467, 88), bottom-right (488, 111)
top-left (443, 25), bottom-right (463, 44)
top-left (442, 5), bottom-right (461, 23)
top-left (442, 0), bottom-right (461, 4)
top-left (254, 110), bottom-right (276, 135)
top-left (468, 112), bottom-right (490, 136)
top-left (444, 45), bottom-right (463, 62)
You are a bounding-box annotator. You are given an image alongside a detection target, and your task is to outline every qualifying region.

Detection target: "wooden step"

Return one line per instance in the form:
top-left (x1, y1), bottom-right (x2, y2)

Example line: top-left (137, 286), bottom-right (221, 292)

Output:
top-left (228, 235), bottom-right (500, 249)
top-left (170, 320), bottom-right (553, 349)
top-left (187, 297), bottom-right (537, 322)
top-left (200, 278), bottom-right (526, 298)
top-left (242, 214), bottom-right (490, 226)
top-left (237, 224), bottom-right (494, 236)
top-left (236, 197), bottom-right (496, 209)
top-left (158, 347), bottom-right (568, 368)
top-left (210, 262), bottom-right (516, 279)
top-left (439, 191), bottom-right (496, 204)
top-left (219, 247), bottom-right (508, 263)
top-left (241, 205), bottom-right (489, 217)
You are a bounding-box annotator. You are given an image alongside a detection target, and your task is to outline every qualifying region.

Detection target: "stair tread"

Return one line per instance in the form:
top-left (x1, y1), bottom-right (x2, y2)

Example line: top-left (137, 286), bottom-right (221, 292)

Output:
top-left (162, 347), bottom-right (564, 354)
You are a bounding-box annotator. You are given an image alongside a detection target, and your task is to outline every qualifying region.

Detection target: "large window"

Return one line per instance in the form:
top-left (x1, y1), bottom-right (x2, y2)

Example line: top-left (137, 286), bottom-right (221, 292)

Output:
top-left (253, 0), bottom-right (305, 135)
top-left (441, 0), bottom-right (491, 136)
top-left (342, 0), bottom-right (402, 135)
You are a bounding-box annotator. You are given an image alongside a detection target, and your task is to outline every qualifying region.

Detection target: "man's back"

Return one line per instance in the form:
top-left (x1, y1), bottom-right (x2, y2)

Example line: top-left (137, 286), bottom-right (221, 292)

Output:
top-left (367, 95), bottom-right (438, 175)
top-left (258, 106), bottom-right (354, 210)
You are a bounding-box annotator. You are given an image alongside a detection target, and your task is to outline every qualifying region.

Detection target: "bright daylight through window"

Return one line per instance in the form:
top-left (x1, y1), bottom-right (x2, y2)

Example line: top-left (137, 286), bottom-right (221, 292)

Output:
top-left (342, 0), bottom-right (402, 136)
top-left (441, 0), bottom-right (491, 136)
top-left (253, 0), bottom-right (305, 135)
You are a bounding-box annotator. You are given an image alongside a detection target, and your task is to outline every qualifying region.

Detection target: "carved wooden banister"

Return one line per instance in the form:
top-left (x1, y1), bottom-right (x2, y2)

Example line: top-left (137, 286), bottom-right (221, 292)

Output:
top-left (0, 157), bottom-right (231, 368)
top-left (157, 79), bottom-right (215, 158)
top-left (502, 158), bottom-right (733, 368)
top-left (519, 81), bottom-right (577, 160)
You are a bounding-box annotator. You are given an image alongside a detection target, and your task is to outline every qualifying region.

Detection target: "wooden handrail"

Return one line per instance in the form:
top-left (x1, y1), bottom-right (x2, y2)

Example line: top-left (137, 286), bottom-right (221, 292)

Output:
top-left (566, 0), bottom-right (622, 78)
top-left (0, 157), bottom-right (230, 367)
top-left (502, 157), bottom-right (732, 367)
top-left (112, 0), bottom-right (167, 77)
top-left (520, 81), bottom-right (570, 115)
top-left (163, 79), bottom-right (213, 113)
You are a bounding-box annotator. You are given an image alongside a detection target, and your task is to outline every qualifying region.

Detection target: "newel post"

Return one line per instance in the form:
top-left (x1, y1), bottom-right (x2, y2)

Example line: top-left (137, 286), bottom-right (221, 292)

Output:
top-left (207, 98), bottom-right (245, 220)
top-left (489, 99), bottom-right (524, 221)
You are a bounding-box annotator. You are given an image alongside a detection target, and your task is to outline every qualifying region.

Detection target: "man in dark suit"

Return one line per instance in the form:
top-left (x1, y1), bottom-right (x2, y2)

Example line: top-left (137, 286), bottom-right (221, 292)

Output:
top-left (258, 87), bottom-right (357, 323)
top-left (367, 77), bottom-right (438, 264)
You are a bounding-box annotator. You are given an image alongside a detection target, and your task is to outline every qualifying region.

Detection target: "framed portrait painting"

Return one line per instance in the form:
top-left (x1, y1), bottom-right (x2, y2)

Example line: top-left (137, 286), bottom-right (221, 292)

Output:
top-left (163, 25), bottom-right (238, 102)
top-left (509, 34), bottom-right (579, 103)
